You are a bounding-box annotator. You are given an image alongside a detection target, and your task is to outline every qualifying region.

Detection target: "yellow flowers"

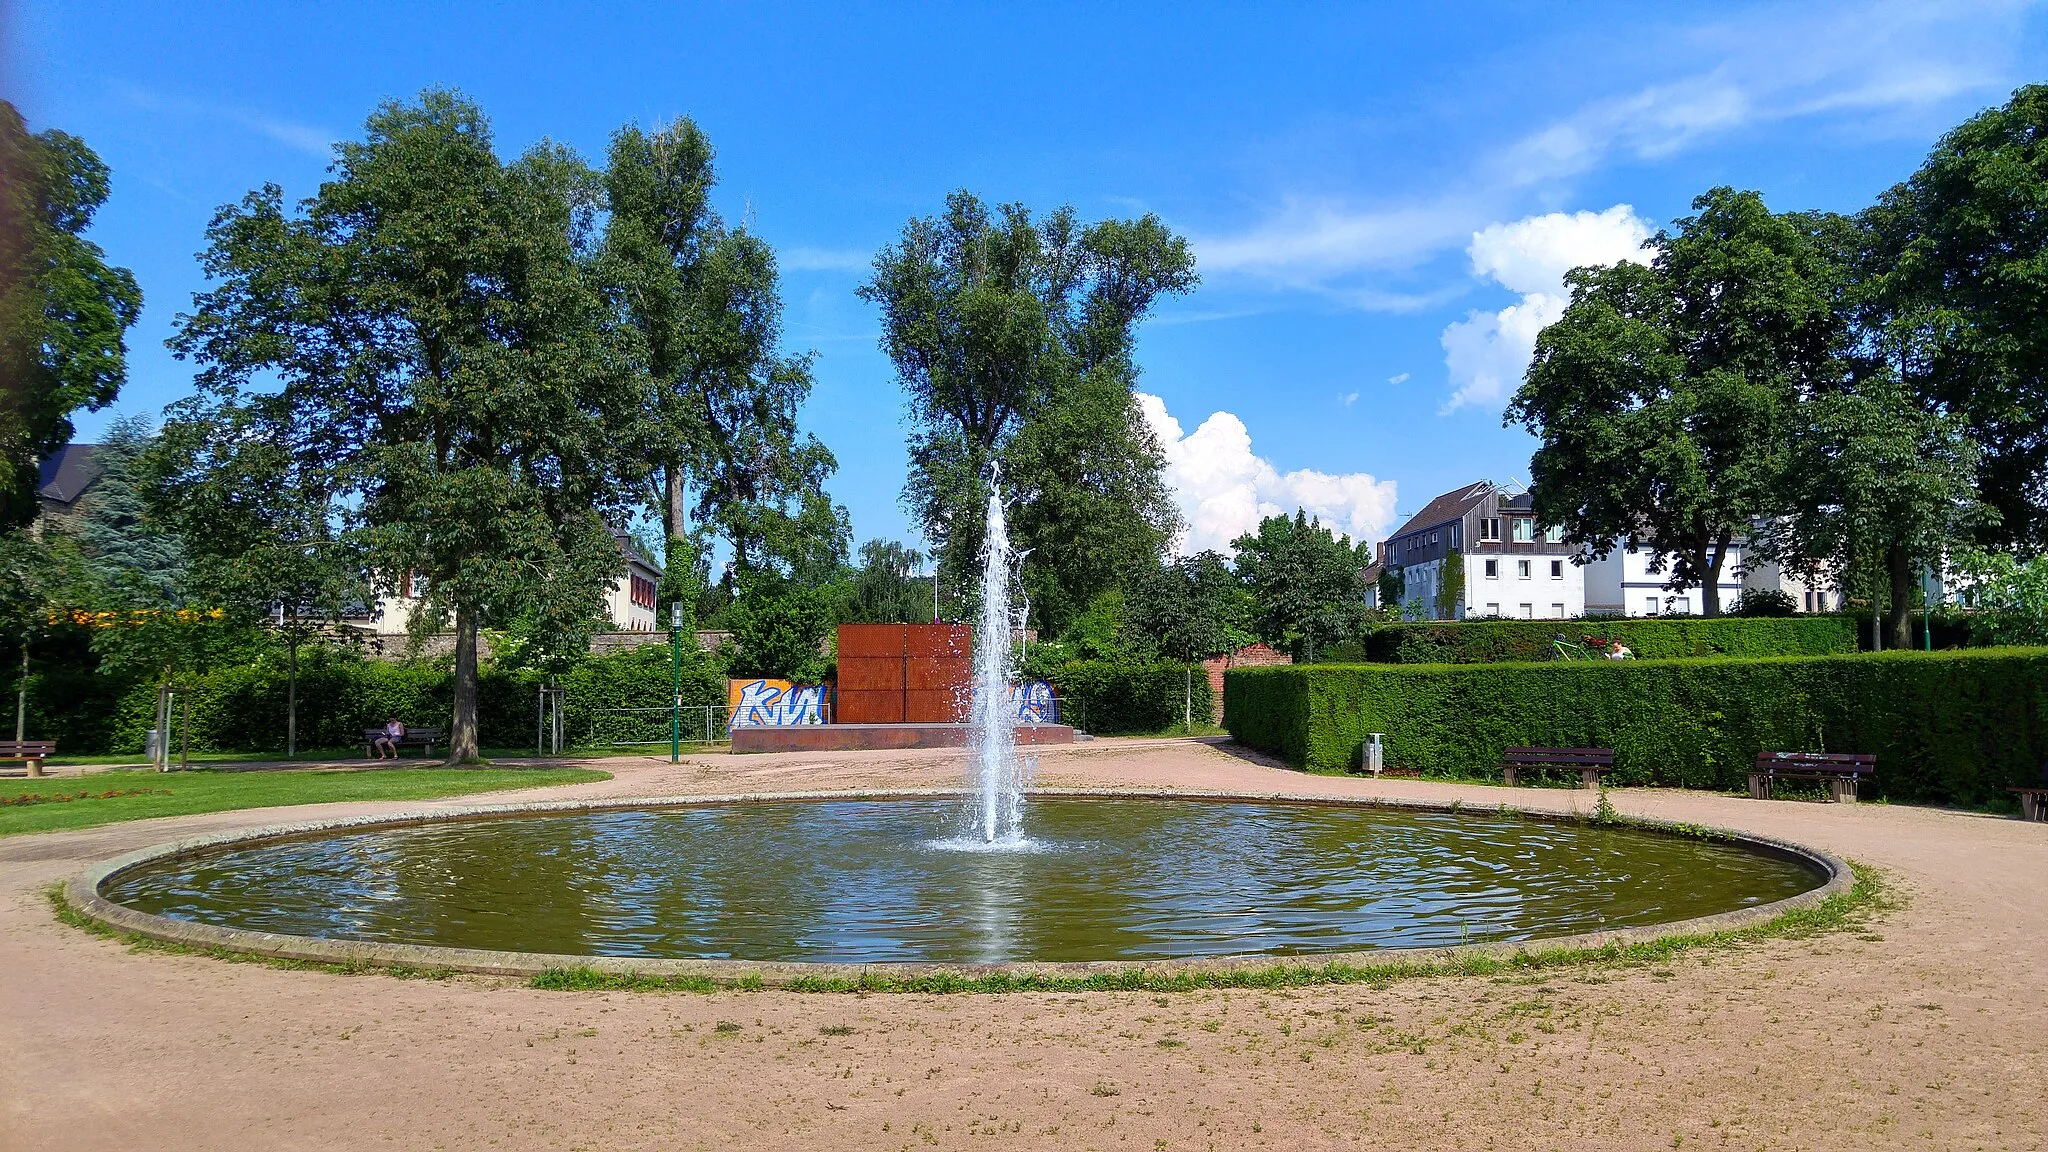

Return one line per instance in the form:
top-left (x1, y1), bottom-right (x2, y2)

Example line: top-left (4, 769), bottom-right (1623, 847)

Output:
top-left (45, 607), bottom-right (226, 628)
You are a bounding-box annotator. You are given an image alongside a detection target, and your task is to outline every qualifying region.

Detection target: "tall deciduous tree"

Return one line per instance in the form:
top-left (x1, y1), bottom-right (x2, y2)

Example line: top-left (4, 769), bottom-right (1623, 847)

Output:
top-left (860, 192), bottom-right (1193, 631)
top-left (1123, 550), bottom-right (1252, 663)
top-left (1866, 85), bottom-right (2048, 551)
top-left (601, 121), bottom-right (837, 587)
top-left (1762, 378), bottom-right (1983, 649)
top-left (1231, 512), bottom-right (1369, 662)
top-left (169, 90), bottom-right (645, 762)
top-left (0, 101), bottom-right (141, 531)
top-left (1508, 188), bottom-right (1842, 616)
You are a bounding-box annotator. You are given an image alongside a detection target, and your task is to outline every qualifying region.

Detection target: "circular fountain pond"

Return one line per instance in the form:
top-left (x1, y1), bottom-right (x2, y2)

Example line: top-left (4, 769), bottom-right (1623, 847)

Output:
top-left (95, 795), bottom-right (1831, 966)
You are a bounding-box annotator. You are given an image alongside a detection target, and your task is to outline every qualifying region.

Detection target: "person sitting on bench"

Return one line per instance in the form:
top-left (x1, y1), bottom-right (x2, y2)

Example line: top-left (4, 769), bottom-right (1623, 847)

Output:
top-left (372, 716), bottom-right (404, 760)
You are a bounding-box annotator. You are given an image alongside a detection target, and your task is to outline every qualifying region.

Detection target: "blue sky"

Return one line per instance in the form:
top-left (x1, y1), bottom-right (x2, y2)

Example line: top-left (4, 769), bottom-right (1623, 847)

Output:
top-left (10, 1), bottom-right (2044, 556)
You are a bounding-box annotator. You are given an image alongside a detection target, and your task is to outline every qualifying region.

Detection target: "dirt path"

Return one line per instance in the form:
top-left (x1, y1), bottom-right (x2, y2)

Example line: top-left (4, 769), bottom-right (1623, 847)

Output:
top-left (3, 739), bottom-right (2043, 1151)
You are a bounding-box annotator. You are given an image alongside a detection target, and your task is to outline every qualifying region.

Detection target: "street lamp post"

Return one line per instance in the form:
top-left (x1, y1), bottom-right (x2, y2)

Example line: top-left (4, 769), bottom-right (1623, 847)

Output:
top-left (669, 601), bottom-right (683, 763)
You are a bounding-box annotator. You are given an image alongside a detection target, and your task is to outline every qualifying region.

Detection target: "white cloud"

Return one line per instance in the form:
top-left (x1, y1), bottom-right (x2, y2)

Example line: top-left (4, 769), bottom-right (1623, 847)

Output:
top-left (1138, 393), bottom-right (1397, 555)
top-left (1340, 390), bottom-right (1359, 407)
top-left (1440, 205), bottom-right (1652, 413)
top-left (1387, 372), bottom-right (1409, 385)
top-left (116, 83), bottom-right (334, 158)
top-left (1189, 2), bottom-right (2019, 304)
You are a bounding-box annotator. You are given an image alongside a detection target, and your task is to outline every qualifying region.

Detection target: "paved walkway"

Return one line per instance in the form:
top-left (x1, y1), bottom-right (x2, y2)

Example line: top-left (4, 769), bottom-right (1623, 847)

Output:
top-left (2, 738), bottom-right (2043, 1150)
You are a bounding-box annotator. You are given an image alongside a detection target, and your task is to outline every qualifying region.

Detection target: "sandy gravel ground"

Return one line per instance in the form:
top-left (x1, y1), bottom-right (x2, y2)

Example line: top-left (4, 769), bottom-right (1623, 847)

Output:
top-left (3, 738), bottom-right (2044, 1151)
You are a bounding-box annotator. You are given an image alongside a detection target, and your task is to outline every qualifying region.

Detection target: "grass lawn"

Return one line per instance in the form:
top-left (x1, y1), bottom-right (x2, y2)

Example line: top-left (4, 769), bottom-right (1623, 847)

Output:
top-left (1, 765), bottom-right (610, 838)
top-left (46, 744), bottom-right (686, 768)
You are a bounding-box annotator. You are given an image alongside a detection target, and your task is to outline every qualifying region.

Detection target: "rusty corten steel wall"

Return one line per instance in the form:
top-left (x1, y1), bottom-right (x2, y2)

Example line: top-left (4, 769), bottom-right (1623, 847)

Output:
top-left (835, 624), bottom-right (970, 724)
top-left (732, 722), bottom-right (1075, 753)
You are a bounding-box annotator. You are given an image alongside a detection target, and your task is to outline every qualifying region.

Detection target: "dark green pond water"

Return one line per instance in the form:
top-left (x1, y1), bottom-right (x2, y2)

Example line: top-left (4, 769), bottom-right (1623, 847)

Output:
top-left (105, 798), bottom-right (1823, 963)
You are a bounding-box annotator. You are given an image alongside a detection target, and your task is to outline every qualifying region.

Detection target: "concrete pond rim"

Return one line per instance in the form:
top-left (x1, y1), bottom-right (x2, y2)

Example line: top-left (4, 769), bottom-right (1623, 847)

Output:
top-left (62, 786), bottom-right (1858, 988)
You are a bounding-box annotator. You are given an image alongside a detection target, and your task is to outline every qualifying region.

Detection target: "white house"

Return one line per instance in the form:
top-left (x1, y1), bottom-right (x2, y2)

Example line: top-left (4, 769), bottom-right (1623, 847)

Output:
top-left (1373, 481), bottom-right (1587, 620)
top-left (362, 531), bottom-right (664, 637)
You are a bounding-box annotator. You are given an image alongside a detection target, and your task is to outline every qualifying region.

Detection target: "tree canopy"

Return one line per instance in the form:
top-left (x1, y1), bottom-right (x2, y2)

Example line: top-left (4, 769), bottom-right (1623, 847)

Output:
top-left (1508, 187), bottom-right (1843, 617)
top-left (1230, 512), bottom-right (1369, 661)
top-left (167, 90), bottom-right (646, 760)
top-left (860, 192), bottom-right (1194, 632)
top-left (0, 101), bottom-right (141, 531)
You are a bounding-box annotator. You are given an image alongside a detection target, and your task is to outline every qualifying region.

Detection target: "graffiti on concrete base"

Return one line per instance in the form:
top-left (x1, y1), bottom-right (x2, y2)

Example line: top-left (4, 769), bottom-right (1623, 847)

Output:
top-left (728, 679), bottom-right (831, 726)
top-left (1008, 679), bottom-right (1057, 724)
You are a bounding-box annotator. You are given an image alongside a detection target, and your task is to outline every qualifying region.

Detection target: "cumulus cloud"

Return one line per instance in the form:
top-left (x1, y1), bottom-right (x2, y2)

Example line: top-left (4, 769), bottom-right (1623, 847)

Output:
top-left (1387, 372), bottom-right (1410, 385)
top-left (1440, 205), bottom-right (1652, 413)
top-left (1137, 393), bottom-right (1397, 556)
top-left (1340, 390), bottom-right (1359, 406)
top-left (1189, 2), bottom-right (2017, 303)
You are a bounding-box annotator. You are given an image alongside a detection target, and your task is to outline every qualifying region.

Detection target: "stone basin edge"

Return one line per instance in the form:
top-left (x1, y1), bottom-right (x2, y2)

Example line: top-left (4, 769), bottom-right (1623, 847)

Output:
top-left (63, 786), bottom-right (1857, 987)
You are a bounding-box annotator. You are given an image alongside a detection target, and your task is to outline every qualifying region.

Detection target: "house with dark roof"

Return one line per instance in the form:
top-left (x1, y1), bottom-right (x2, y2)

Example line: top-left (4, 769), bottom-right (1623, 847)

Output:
top-left (1373, 480), bottom-right (1586, 620)
top-left (35, 443), bottom-right (104, 520)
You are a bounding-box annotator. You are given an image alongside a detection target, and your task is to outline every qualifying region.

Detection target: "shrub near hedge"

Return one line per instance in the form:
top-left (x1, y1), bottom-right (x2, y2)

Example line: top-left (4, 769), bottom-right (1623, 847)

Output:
top-left (101, 643), bottom-right (729, 755)
top-left (1051, 660), bottom-right (1213, 735)
top-left (1364, 615), bottom-right (1858, 664)
top-left (1225, 649), bottom-right (2048, 806)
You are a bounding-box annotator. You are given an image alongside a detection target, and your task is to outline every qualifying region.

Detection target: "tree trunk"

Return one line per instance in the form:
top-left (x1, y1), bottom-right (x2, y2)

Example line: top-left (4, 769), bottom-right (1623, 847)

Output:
top-left (1699, 526), bottom-right (1733, 618)
top-left (449, 606), bottom-right (480, 764)
top-left (285, 631), bottom-right (299, 757)
top-left (14, 640), bottom-right (27, 743)
top-left (663, 467), bottom-right (687, 550)
top-left (1885, 545), bottom-right (1914, 651)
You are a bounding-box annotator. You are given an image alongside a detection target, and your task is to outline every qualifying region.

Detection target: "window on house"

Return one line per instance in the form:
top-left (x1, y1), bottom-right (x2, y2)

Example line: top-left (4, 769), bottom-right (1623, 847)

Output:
top-left (1479, 517), bottom-right (1500, 541)
top-left (1428, 531), bottom-right (1438, 545)
top-left (1518, 603), bottom-right (1533, 618)
top-left (407, 572), bottom-right (427, 599)
top-left (1671, 598), bottom-right (1692, 616)
top-left (1485, 602), bottom-right (1500, 616)
top-left (1512, 518), bottom-right (1534, 543)
top-left (1804, 590), bottom-right (1815, 613)
top-left (1544, 525), bottom-right (1565, 543)
top-left (1551, 602), bottom-right (1566, 618)
top-left (1644, 596), bottom-right (1659, 615)
top-left (1550, 560), bottom-right (1563, 578)
top-left (1483, 559), bottom-right (1498, 578)
top-left (1517, 559), bottom-right (1531, 578)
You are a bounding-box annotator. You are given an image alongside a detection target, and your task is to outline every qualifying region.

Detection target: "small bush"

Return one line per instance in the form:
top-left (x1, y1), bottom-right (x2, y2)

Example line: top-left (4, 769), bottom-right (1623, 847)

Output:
top-left (1730, 588), bottom-right (1797, 617)
top-left (1225, 648), bottom-right (2048, 806)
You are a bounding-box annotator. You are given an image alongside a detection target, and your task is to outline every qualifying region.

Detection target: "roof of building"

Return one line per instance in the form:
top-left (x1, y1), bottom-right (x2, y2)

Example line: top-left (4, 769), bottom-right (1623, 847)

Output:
top-left (611, 530), bottom-right (664, 574)
top-left (36, 443), bottom-right (103, 509)
top-left (1387, 480), bottom-right (1494, 542)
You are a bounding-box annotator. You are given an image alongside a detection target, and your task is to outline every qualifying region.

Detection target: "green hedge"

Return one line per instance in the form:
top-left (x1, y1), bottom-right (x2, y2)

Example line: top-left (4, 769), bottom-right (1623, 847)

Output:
top-left (1051, 660), bottom-right (1213, 735)
top-left (1363, 615), bottom-right (1859, 664)
top-left (92, 643), bottom-right (729, 756)
top-left (1225, 649), bottom-right (2048, 806)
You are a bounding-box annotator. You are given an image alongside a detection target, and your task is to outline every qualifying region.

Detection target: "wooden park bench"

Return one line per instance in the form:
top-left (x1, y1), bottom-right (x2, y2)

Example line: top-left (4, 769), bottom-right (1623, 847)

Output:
top-left (1750, 752), bottom-right (1875, 803)
top-left (0, 740), bottom-right (56, 778)
top-left (1503, 747), bottom-right (1614, 789)
top-left (2014, 788), bottom-right (2048, 822)
top-left (361, 727), bottom-right (443, 759)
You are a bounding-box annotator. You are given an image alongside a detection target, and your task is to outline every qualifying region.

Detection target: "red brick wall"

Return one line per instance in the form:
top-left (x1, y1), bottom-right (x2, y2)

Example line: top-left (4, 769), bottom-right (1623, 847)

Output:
top-left (1200, 643), bottom-right (1292, 724)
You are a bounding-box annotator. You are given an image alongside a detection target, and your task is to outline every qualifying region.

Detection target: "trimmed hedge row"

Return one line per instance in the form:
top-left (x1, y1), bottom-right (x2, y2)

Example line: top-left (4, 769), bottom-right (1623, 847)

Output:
top-left (1363, 615), bottom-right (1858, 664)
top-left (1052, 660), bottom-right (1213, 735)
top-left (1225, 649), bottom-right (2048, 806)
top-left (97, 643), bottom-right (730, 755)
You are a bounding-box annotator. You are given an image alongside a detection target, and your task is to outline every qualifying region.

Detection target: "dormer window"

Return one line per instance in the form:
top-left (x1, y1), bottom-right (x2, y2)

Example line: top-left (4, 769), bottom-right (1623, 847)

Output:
top-left (1479, 517), bottom-right (1501, 541)
top-left (1511, 518), bottom-right (1534, 543)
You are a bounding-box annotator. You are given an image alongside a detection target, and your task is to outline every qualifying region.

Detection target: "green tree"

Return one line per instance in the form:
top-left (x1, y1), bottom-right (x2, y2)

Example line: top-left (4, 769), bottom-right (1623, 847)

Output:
top-left (0, 101), bottom-right (141, 531)
top-left (839, 539), bottom-right (931, 624)
top-left (1508, 188), bottom-right (1842, 616)
top-left (1231, 511), bottom-right (1370, 662)
top-left (860, 192), bottom-right (1193, 631)
top-left (601, 120), bottom-right (837, 585)
top-left (146, 403), bottom-right (375, 754)
top-left (1867, 85), bottom-right (2048, 550)
top-left (724, 575), bottom-right (832, 683)
top-left (1123, 550), bottom-right (1253, 662)
top-left (1952, 550), bottom-right (2048, 645)
top-left (168, 90), bottom-right (645, 762)
top-left (1760, 377), bottom-right (1984, 650)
